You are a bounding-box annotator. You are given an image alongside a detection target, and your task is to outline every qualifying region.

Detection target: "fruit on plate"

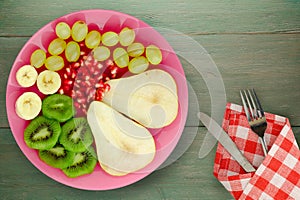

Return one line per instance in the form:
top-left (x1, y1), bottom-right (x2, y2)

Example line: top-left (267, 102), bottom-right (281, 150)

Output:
top-left (16, 65), bottom-right (38, 87)
top-left (85, 30), bottom-right (101, 49)
top-left (92, 46), bottom-right (110, 62)
top-left (87, 101), bottom-right (155, 175)
top-left (100, 162), bottom-right (128, 176)
top-left (39, 143), bottom-right (75, 168)
top-left (48, 38), bottom-right (66, 56)
top-left (113, 47), bottom-right (129, 68)
top-left (62, 146), bottom-right (97, 178)
top-left (102, 31), bottom-right (119, 47)
top-left (45, 55), bottom-right (65, 71)
top-left (42, 94), bottom-right (75, 123)
top-left (128, 56), bottom-right (149, 74)
top-left (24, 116), bottom-right (61, 150)
top-left (15, 92), bottom-right (42, 120)
top-left (59, 118), bottom-right (93, 152)
top-left (65, 41), bottom-right (80, 62)
top-left (37, 70), bottom-right (61, 95)
top-left (71, 21), bottom-right (88, 42)
top-left (30, 49), bottom-right (46, 68)
top-left (102, 69), bottom-right (178, 128)
top-left (55, 22), bottom-right (71, 40)
top-left (145, 44), bottom-right (162, 65)
top-left (127, 42), bottom-right (144, 57)
top-left (119, 27), bottom-right (135, 47)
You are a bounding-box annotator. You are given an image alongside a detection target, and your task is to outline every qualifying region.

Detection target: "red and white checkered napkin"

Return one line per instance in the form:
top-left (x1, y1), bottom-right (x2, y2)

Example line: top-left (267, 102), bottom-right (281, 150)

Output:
top-left (214, 103), bottom-right (300, 200)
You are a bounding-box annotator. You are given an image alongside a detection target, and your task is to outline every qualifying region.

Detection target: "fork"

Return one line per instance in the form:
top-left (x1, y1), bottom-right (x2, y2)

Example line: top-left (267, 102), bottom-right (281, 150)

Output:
top-left (240, 89), bottom-right (268, 156)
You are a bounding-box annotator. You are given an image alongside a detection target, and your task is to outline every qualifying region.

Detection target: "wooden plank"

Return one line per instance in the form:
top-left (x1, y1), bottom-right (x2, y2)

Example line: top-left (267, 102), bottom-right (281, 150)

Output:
top-left (1, 34), bottom-right (299, 127)
top-left (0, 127), bottom-right (232, 200)
top-left (1, 127), bottom-right (299, 199)
top-left (0, 0), bottom-right (299, 36)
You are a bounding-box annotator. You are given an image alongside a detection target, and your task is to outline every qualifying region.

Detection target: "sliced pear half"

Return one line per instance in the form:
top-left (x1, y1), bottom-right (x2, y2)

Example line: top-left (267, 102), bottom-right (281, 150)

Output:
top-left (87, 101), bottom-right (156, 175)
top-left (102, 69), bottom-right (178, 128)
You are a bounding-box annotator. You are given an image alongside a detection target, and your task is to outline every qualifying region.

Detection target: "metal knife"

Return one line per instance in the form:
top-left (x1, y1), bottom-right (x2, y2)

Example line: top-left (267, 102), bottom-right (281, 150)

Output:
top-left (198, 112), bottom-right (256, 173)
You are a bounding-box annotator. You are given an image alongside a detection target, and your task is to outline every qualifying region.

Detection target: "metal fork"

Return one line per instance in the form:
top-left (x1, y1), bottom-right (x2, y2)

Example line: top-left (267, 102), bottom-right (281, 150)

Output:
top-left (240, 89), bottom-right (268, 156)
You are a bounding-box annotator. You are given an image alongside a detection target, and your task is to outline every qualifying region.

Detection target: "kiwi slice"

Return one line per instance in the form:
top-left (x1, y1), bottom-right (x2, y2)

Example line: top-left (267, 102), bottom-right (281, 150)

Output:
top-left (39, 143), bottom-right (75, 169)
top-left (24, 116), bottom-right (61, 150)
top-left (42, 94), bottom-right (75, 123)
top-left (62, 146), bottom-right (97, 178)
top-left (59, 117), bottom-right (93, 152)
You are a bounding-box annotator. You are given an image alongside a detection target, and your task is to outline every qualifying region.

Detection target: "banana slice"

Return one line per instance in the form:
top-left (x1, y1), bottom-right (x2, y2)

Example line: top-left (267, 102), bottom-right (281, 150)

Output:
top-left (15, 92), bottom-right (42, 120)
top-left (37, 70), bottom-right (61, 95)
top-left (16, 65), bottom-right (38, 87)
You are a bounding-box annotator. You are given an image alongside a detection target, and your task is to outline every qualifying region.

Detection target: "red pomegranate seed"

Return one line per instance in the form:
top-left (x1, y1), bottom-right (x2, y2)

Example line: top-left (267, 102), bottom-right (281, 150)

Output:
top-left (71, 62), bottom-right (81, 69)
top-left (59, 88), bottom-right (64, 94)
top-left (103, 83), bottom-right (110, 92)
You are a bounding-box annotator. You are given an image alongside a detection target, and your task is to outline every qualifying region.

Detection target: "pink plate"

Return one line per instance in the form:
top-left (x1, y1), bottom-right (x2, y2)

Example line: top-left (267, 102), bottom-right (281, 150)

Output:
top-left (6, 9), bottom-right (188, 190)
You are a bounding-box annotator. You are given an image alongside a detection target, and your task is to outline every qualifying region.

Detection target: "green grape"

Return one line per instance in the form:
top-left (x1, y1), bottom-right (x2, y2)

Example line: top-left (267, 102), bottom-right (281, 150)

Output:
top-left (45, 55), bottom-right (64, 71)
top-left (102, 31), bottom-right (119, 47)
top-left (113, 47), bottom-right (129, 68)
top-left (127, 42), bottom-right (144, 57)
top-left (128, 56), bottom-right (149, 74)
top-left (85, 30), bottom-right (101, 49)
top-left (55, 22), bottom-right (71, 40)
top-left (93, 46), bottom-right (110, 62)
top-left (30, 49), bottom-right (46, 68)
top-left (48, 38), bottom-right (66, 56)
top-left (119, 27), bottom-right (135, 46)
top-left (146, 45), bottom-right (162, 65)
top-left (65, 41), bottom-right (80, 62)
top-left (71, 21), bottom-right (88, 42)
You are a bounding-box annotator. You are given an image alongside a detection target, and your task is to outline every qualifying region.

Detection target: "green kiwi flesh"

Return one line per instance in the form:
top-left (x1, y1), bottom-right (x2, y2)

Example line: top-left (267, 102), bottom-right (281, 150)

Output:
top-left (62, 146), bottom-right (97, 178)
top-left (24, 116), bottom-right (61, 150)
top-left (59, 117), bottom-right (93, 152)
top-left (42, 94), bottom-right (75, 123)
top-left (39, 143), bottom-right (75, 169)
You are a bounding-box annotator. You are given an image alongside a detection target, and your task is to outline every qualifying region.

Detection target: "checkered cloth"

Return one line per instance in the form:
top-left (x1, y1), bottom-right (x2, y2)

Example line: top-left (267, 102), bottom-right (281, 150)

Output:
top-left (214, 103), bottom-right (300, 200)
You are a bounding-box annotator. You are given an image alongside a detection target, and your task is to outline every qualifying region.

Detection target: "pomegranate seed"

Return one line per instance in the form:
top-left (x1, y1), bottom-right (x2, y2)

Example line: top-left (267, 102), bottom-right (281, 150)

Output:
top-left (103, 84), bottom-right (110, 92)
top-left (97, 63), bottom-right (103, 70)
top-left (59, 88), bottom-right (64, 94)
top-left (87, 56), bottom-right (93, 61)
top-left (79, 42), bottom-right (85, 47)
top-left (72, 62), bottom-right (81, 69)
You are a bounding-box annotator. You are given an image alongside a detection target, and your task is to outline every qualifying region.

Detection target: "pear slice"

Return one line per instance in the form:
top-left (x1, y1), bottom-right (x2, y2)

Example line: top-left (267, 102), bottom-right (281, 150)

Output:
top-left (102, 69), bottom-right (178, 128)
top-left (87, 101), bottom-right (156, 175)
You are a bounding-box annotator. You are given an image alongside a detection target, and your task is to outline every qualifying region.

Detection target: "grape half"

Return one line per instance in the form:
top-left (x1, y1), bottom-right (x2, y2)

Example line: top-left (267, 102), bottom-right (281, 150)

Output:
top-left (48, 38), bottom-right (66, 56)
top-left (71, 21), bottom-right (88, 42)
top-left (30, 49), bottom-right (46, 68)
top-left (65, 41), bottom-right (80, 62)
top-left (146, 45), bottom-right (162, 65)
top-left (55, 22), bottom-right (71, 40)
top-left (45, 55), bottom-right (64, 71)
top-left (85, 30), bottom-right (101, 49)
top-left (102, 31), bottom-right (119, 47)
top-left (113, 48), bottom-right (129, 68)
top-left (128, 56), bottom-right (149, 74)
top-left (119, 27), bottom-right (135, 46)
top-left (127, 43), bottom-right (144, 57)
top-left (93, 46), bottom-right (110, 62)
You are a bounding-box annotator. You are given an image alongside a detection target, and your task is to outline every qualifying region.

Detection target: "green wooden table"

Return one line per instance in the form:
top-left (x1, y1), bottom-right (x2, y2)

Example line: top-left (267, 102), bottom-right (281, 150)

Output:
top-left (1, 1), bottom-right (299, 199)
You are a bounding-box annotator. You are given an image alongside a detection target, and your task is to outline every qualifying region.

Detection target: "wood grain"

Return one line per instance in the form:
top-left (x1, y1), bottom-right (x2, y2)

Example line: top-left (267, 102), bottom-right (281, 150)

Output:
top-left (0, 0), bottom-right (300, 36)
top-left (0, 127), bottom-right (231, 200)
top-left (1, 127), bottom-right (299, 199)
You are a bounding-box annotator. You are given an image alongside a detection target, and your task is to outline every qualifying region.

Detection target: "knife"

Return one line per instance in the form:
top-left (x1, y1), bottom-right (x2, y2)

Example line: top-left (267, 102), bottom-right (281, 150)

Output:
top-left (198, 112), bottom-right (256, 173)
